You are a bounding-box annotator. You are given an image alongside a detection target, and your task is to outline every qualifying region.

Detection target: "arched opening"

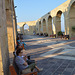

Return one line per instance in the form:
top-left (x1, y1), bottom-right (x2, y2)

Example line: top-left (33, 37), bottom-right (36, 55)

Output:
top-left (56, 10), bottom-right (64, 36)
top-left (39, 21), bottom-right (41, 34)
top-left (61, 14), bottom-right (65, 32)
top-left (42, 19), bottom-right (46, 34)
top-left (52, 19), bottom-right (56, 34)
top-left (23, 24), bottom-right (29, 35)
top-left (69, 1), bottom-right (75, 38)
top-left (48, 16), bottom-right (52, 36)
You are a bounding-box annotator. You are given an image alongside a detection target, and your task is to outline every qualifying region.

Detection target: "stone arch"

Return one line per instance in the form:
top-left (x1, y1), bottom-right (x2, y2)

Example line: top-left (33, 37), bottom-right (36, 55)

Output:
top-left (56, 10), bottom-right (63, 36)
top-left (69, 1), bottom-right (75, 38)
top-left (39, 21), bottom-right (41, 34)
top-left (23, 24), bottom-right (29, 35)
top-left (42, 19), bottom-right (46, 34)
top-left (17, 21), bottom-right (36, 35)
top-left (47, 15), bottom-right (52, 36)
top-left (68, 0), bottom-right (75, 14)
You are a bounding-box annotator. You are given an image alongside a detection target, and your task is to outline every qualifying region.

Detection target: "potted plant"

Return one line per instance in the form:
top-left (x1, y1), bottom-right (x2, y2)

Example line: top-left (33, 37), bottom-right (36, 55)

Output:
top-left (58, 31), bottom-right (63, 38)
top-left (72, 26), bottom-right (75, 31)
top-left (40, 33), bottom-right (43, 36)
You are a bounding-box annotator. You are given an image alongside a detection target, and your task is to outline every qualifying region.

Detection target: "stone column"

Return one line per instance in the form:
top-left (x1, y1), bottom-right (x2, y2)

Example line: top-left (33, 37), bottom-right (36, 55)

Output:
top-left (39, 22), bottom-right (41, 34)
top-left (22, 26), bottom-right (24, 35)
top-left (12, 3), bottom-right (17, 45)
top-left (55, 16), bottom-right (61, 37)
top-left (0, 0), bottom-right (9, 75)
top-left (6, 9), bottom-right (15, 52)
top-left (52, 17), bottom-right (56, 35)
top-left (47, 18), bottom-right (52, 36)
top-left (42, 19), bottom-right (46, 34)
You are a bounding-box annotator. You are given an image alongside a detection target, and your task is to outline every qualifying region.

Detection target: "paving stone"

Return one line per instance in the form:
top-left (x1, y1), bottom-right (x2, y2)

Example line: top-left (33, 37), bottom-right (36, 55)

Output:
top-left (22, 35), bottom-right (75, 75)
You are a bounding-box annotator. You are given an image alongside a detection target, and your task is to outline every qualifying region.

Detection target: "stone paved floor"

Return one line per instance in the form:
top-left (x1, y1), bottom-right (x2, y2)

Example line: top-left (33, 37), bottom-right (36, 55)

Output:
top-left (15, 35), bottom-right (75, 75)
top-left (23, 35), bottom-right (75, 75)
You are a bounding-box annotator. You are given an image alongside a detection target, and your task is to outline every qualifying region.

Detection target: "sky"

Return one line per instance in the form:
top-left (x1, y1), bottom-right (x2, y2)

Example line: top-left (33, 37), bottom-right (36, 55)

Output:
top-left (14, 0), bottom-right (67, 22)
top-left (14, 0), bottom-right (67, 31)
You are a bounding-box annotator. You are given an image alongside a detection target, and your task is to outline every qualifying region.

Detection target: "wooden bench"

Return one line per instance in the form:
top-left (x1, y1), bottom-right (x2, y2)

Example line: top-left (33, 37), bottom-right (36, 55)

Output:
top-left (59, 35), bottom-right (69, 39)
top-left (50, 34), bottom-right (56, 38)
top-left (9, 64), bottom-right (37, 75)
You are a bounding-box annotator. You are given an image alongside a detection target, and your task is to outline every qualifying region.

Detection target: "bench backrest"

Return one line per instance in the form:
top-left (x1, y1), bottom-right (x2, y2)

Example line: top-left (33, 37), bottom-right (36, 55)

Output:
top-left (9, 65), bottom-right (17, 75)
top-left (13, 57), bottom-right (20, 75)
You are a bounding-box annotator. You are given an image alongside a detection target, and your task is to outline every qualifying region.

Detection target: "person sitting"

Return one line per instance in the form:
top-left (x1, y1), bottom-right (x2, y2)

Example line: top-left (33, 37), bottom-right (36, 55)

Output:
top-left (20, 38), bottom-right (26, 48)
top-left (17, 37), bottom-right (26, 50)
top-left (14, 45), bottom-right (35, 65)
top-left (15, 48), bottom-right (43, 74)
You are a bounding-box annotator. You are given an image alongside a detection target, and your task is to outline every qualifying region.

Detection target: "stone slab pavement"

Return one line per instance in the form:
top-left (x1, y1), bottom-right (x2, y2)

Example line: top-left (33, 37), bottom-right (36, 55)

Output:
top-left (13, 35), bottom-right (75, 75)
top-left (23, 35), bottom-right (75, 75)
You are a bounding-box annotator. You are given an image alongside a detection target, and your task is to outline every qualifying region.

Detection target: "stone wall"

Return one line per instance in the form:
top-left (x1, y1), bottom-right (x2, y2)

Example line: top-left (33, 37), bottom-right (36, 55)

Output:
top-left (0, 0), bottom-right (17, 75)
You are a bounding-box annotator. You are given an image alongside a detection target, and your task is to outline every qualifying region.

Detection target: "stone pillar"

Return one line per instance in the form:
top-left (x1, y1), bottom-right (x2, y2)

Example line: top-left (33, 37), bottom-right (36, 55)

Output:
top-left (69, 2), bottom-right (75, 39)
top-left (55, 16), bottom-right (61, 37)
top-left (42, 19), bottom-right (46, 34)
top-left (47, 17), bottom-right (52, 36)
top-left (36, 22), bottom-right (39, 34)
top-left (6, 9), bottom-right (15, 52)
top-left (12, 5), bottom-right (17, 45)
top-left (20, 27), bottom-right (22, 33)
top-left (39, 21), bottom-right (41, 34)
top-left (20, 26), bottom-right (24, 35)
top-left (20, 27), bottom-right (24, 34)
top-left (65, 17), bottom-right (69, 35)
top-left (29, 26), bottom-right (36, 35)
top-left (0, 0), bottom-right (9, 75)
top-left (52, 17), bottom-right (56, 34)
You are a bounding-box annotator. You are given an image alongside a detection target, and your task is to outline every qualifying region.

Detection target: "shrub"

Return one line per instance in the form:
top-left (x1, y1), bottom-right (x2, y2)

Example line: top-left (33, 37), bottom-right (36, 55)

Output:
top-left (44, 33), bottom-right (48, 37)
top-left (39, 33), bottom-right (43, 36)
top-left (58, 31), bottom-right (63, 36)
top-left (72, 26), bottom-right (75, 31)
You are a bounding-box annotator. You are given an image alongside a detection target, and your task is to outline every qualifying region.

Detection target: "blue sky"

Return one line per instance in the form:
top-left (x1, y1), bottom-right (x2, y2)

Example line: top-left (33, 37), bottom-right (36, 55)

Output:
top-left (14, 0), bottom-right (67, 23)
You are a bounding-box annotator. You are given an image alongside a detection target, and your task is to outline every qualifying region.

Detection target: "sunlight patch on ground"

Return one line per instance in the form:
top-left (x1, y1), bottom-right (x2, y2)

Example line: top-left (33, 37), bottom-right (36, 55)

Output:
top-left (40, 44), bottom-right (75, 60)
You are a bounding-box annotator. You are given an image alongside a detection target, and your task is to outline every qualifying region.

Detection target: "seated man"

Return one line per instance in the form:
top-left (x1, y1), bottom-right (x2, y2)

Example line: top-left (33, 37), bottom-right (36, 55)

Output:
top-left (15, 45), bottom-right (35, 65)
top-left (15, 48), bottom-right (43, 74)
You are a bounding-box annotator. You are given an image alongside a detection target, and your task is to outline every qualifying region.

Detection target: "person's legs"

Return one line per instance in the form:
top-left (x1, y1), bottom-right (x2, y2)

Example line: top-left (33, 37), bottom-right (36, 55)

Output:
top-left (35, 66), bottom-right (40, 71)
top-left (28, 63), bottom-right (35, 71)
top-left (28, 63), bottom-right (43, 72)
top-left (27, 60), bottom-right (35, 65)
top-left (22, 68), bottom-right (31, 74)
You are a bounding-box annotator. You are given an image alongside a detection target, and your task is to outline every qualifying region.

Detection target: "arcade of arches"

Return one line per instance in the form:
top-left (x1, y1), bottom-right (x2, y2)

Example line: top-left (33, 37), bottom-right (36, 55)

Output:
top-left (18, 0), bottom-right (75, 39)
top-left (36, 0), bottom-right (75, 39)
